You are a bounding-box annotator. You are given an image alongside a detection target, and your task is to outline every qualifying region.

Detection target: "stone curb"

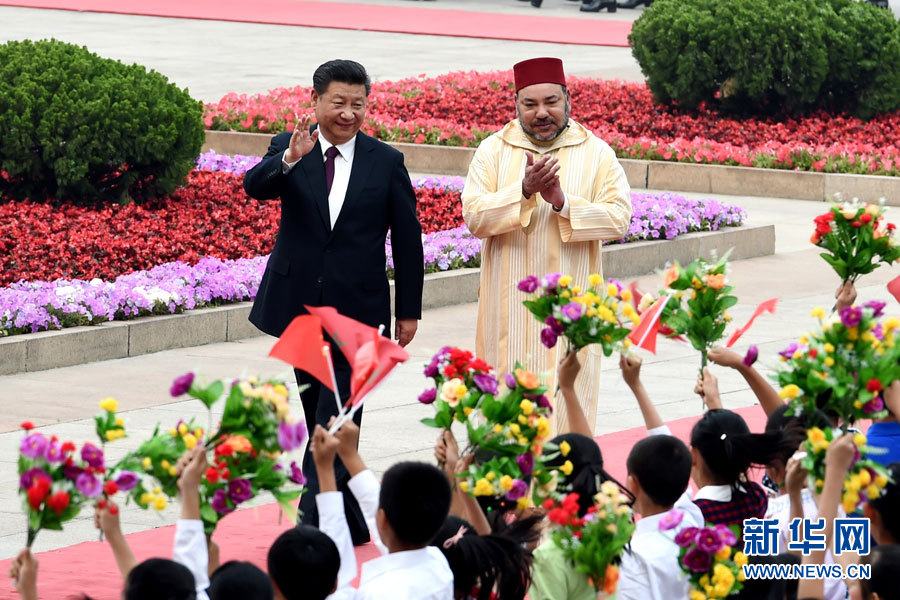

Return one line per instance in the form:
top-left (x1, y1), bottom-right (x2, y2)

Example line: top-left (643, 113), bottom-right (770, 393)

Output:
top-left (0, 224), bottom-right (773, 376)
top-left (203, 129), bottom-right (900, 205)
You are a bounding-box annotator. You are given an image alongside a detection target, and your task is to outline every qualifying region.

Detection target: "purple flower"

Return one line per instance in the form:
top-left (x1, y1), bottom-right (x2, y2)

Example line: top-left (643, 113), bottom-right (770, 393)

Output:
top-left (505, 373), bottom-right (518, 389)
top-left (715, 524), bottom-right (737, 546)
top-left (44, 441), bottom-right (65, 463)
top-left (674, 527), bottom-right (700, 548)
top-left (115, 471), bottom-right (140, 492)
top-left (278, 421), bottom-right (303, 451)
top-left (542, 273), bottom-right (562, 290)
top-left (505, 479), bottom-right (528, 501)
top-left (864, 300), bottom-right (886, 318)
top-left (170, 372), bottom-right (195, 397)
top-left (695, 527), bottom-right (724, 553)
top-left (211, 488), bottom-right (234, 515)
top-left (64, 465), bottom-right (84, 481)
top-left (81, 443), bottom-right (104, 469)
top-left (473, 373), bottom-right (499, 395)
top-left (657, 509), bottom-right (684, 531)
top-left (545, 315), bottom-right (564, 335)
top-left (535, 394), bottom-right (551, 410)
top-left (778, 342), bottom-right (800, 360)
top-left (76, 472), bottom-right (102, 498)
top-left (840, 306), bottom-right (863, 329)
top-left (516, 452), bottom-right (535, 476)
top-left (517, 276), bottom-right (540, 293)
top-left (228, 478), bottom-right (254, 504)
top-left (20, 433), bottom-right (48, 459)
top-left (540, 327), bottom-right (559, 348)
top-left (20, 468), bottom-right (51, 491)
top-left (424, 358), bottom-right (440, 378)
top-left (682, 547), bottom-right (712, 573)
top-left (743, 345), bottom-right (759, 367)
top-left (864, 396), bottom-right (885, 414)
top-left (561, 302), bottom-right (583, 321)
top-left (289, 461), bottom-right (306, 485)
top-left (418, 388), bottom-right (437, 404)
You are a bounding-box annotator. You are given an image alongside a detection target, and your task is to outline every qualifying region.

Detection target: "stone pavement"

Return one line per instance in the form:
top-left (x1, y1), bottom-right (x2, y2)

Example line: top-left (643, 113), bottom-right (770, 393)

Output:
top-left (3, 191), bottom-right (900, 559)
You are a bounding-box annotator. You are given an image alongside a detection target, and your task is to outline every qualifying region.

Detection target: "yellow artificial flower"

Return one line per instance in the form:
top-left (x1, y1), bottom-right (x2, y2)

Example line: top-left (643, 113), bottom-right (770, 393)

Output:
top-left (854, 400), bottom-right (864, 409)
top-left (99, 397), bottom-right (118, 412)
top-left (690, 591), bottom-right (707, 600)
top-left (459, 481), bottom-right (469, 493)
top-left (601, 481), bottom-right (620, 497)
top-left (517, 435), bottom-right (528, 445)
top-left (571, 286), bottom-right (582, 295)
top-left (716, 546), bottom-right (732, 560)
top-left (463, 407), bottom-right (472, 417)
top-left (616, 504), bottom-right (631, 516)
top-left (153, 496), bottom-right (168, 511)
top-left (194, 428), bottom-right (204, 438)
top-left (518, 414), bottom-right (528, 425)
top-left (734, 552), bottom-right (748, 567)
top-left (885, 317), bottom-right (900, 331)
top-left (807, 427), bottom-right (826, 444)
top-left (588, 273), bottom-right (602, 287)
top-left (792, 350), bottom-right (803, 360)
top-left (142, 457), bottom-right (152, 469)
top-left (493, 424), bottom-right (503, 434)
top-left (560, 440), bottom-right (571, 457)
top-left (815, 478), bottom-right (824, 491)
top-left (183, 433), bottom-right (198, 449)
top-left (115, 417), bottom-right (125, 427)
top-left (520, 399), bottom-right (534, 415)
top-left (779, 384), bottom-right (801, 399)
top-left (824, 357), bottom-right (835, 367)
top-left (606, 523), bottom-right (617, 534)
top-left (273, 383), bottom-right (288, 397)
top-left (606, 283), bottom-right (619, 297)
top-left (140, 492), bottom-right (154, 506)
top-left (473, 478), bottom-right (494, 497)
top-left (824, 342), bottom-right (835, 353)
top-left (500, 475), bottom-right (514, 491)
top-left (876, 474), bottom-right (889, 487)
top-left (153, 486), bottom-right (161, 494)
top-left (847, 475), bottom-right (863, 493)
top-left (161, 460), bottom-right (171, 470)
top-left (866, 483), bottom-right (881, 499)
top-left (169, 428), bottom-right (178, 437)
top-left (858, 469), bottom-right (872, 486)
top-left (510, 423), bottom-right (521, 435)
top-left (560, 460), bottom-right (574, 476)
top-left (586, 307), bottom-right (597, 317)
top-left (558, 275), bottom-right (573, 288)
top-left (517, 496), bottom-right (532, 510)
top-left (854, 433), bottom-right (868, 447)
top-left (621, 289), bottom-right (633, 302)
top-left (847, 327), bottom-right (859, 341)
top-left (536, 417), bottom-right (551, 439)
top-left (168, 466), bottom-right (178, 476)
top-left (105, 430), bottom-right (116, 441)
top-left (699, 575), bottom-right (710, 588)
top-left (811, 306), bottom-right (826, 319)
top-left (178, 423), bottom-right (189, 435)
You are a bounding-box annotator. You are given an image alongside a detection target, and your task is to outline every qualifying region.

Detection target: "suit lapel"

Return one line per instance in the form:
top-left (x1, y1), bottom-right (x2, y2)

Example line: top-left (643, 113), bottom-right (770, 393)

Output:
top-left (299, 139), bottom-right (330, 232)
top-left (329, 132), bottom-right (376, 240)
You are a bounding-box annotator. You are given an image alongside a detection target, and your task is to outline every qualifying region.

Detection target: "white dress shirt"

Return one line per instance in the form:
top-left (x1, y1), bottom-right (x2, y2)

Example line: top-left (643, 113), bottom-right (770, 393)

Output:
top-left (283, 132), bottom-right (356, 229)
top-left (172, 519), bottom-right (210, 600)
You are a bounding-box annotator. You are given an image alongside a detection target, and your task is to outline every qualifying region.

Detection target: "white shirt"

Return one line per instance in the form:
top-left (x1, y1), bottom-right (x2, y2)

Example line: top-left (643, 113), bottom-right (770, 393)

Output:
top-left (283, 132), bottom-right (356, 229)
top-left (617, 493), bottom-right (706, 600)
top-left (172, 519), bottom-right (210, 600)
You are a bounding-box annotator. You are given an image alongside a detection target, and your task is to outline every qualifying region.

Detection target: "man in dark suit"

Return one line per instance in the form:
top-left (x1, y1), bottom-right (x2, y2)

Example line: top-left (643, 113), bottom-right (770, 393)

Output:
top-left (243, 60), bottom-right (424, 545)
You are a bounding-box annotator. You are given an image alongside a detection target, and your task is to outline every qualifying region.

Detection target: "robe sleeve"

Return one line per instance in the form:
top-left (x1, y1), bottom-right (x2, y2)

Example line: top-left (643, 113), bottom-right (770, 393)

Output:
top-left (557, 145), bottom-right (632, 243)
top-left (462, 137), bottom-right (533, 238)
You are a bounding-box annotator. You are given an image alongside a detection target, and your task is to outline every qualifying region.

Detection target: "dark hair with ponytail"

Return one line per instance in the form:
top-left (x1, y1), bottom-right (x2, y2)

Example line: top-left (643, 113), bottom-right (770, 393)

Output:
top-left (691, 409), bottom-right (794, 494)
top-left (765, 404), bottom-right (832, 465)
top-left (429, 516), bottom-right (533, 600)
top-left (545, 433), bottom-right (633, 516)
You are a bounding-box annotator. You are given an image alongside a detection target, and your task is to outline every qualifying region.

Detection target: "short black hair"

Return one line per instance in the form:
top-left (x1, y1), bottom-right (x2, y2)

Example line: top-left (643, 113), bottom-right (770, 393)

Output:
top-left (869, 463), bottom-right (900, 543)
top-left (208, 561), bottom-right (273, 600)
top-left (626, 435), bottom-right (692, 507)
top-left (267, 526), bottom-right (340, 600)
top-left (312, 59), bottom-right (371, 96)
top-left (124, 558), bottom-right (196, 600)
top-left (860, 545), bottom-right (900, 599)
top-left (380, 461), bottom-right (451, 546)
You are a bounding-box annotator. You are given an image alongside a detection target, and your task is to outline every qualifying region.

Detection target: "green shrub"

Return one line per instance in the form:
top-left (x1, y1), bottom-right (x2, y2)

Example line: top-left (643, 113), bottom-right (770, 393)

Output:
top-left (0, 39), bottom-right (204, 204)
top-left (629, 0), bottom-right (900, 118)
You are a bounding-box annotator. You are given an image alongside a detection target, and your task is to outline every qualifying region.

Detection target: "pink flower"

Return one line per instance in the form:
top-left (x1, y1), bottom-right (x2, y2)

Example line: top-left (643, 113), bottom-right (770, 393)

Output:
top-left (76, 472), bottom-right (102, 498)
top-left (418, 388), bottom-right (437, 404)
top-left (505, 479), bottom-right (528, 501)
top-left (170, 372), bottom-right (195, 397)
top-left (695, 527), bottom-right (724, 553)
top-left (289, 461), bottom-right (306, 485)
top-left (20, 433), bottom-right (48, 459)
top-left (715, 524), bottom-right (737, 546)
top-left (80, 443), bottom-right (104, 469)
top-left (674, 527), bottom-right (700, 548)
top-left (561, 302), bottom-right (583, 321)
top-left (517, 276), bottom-right (539, 293)
top-left (115, 471), bottom-right (140, 492)
top-left (657, 508), bottom-right (684, 531)
top-left (742, 345), bottom-right (759, 367)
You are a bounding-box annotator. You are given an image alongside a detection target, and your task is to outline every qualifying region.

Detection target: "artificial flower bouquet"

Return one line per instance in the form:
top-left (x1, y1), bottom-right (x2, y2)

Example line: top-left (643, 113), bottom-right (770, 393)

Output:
top-left (802, 428), bottom-right (891, 513)
top-left (544, 484), bottom-right (636, 596)
top-left (458, 366), bottom-right (558, 509)
top-left (657, 254), bottom-right (737, 368)
top-left (418, 346), bottom-right (497, 430)
top-left (811, 198), bottom-right (900, 285)
top-left (673, 522), bottom-right (746, 599)
top-left (519, 273), bottom-right (637, 355)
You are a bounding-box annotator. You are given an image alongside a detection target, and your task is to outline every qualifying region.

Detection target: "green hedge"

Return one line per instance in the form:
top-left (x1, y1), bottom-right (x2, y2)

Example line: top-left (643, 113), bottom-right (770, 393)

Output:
top-left (0, 39), bottom-right (204, 204)
top-left (629, 0), bottom-right (900, 118)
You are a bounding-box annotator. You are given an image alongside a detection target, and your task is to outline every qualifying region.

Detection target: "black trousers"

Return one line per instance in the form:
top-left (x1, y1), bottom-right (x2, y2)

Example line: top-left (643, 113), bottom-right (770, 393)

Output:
top-left (294, 350), bottom-right (370, 545)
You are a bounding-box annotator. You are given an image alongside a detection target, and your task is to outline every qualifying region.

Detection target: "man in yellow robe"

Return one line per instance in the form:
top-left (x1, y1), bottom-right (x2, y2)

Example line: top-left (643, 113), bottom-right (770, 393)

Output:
top-left (462, 57), bottom-right (632, 434)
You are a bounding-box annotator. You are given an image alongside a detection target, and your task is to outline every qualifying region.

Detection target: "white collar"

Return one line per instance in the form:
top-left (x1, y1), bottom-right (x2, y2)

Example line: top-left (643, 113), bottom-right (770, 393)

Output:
top-left (319, 132), bottom-right (357, 162)
top-left (693, 484), bottom-right (746, 502)
top-left (360, 546), bottom-right (445, 582)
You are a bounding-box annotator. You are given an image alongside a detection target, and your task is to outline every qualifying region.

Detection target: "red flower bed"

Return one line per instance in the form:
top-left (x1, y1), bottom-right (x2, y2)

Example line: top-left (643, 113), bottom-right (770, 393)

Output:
top-left (204, 72), bottom-right (900, 176)
top-left (0, 171), bottom-right (463, 286)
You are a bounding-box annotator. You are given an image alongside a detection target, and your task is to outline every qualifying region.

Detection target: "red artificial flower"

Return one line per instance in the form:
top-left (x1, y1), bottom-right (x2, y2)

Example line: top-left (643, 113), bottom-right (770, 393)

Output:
top-left (542, 499), bottom-right (555, 510)
top-left (206, 467), bottom-right (220, 483)
top-left (860, 213), bottom-right (874, 225)
top-left (20, 421), bottom-right (34, 431)
top-left (808, 348), bottom-right (818, 359)
top-left (27, 478), bottom-right (51, 510)
top-left (98, 499), bottom-right (108, 509)
top-left (866, 379), bottom-right (883, 393)
top-left (103, 480), bottom-right (119, 496)
top-left (573, 530), bottom-right (583, 539)
top-left (215, 443), bottom-right (234, 458)
top-left (217, 460), bottom-right (228, 470)
top-left (46, 491), bottom-right (71, 515)
top-left (852, 221), bottom-right (863, 228)
top-left (220, 468), bottom-right (231, 480)
top-left (469, 358), bottom-right (492, 373)
top-left (443, 364), bottom-right (458, 378)
top-left (61, 441), bottom-right (76, 454)
top-left (109, 504), bottom-right (119, 516)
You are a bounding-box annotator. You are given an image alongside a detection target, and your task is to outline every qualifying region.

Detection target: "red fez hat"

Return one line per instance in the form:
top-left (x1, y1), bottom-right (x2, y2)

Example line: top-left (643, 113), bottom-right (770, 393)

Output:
top-left (513, 57), bottom-right (566, 92)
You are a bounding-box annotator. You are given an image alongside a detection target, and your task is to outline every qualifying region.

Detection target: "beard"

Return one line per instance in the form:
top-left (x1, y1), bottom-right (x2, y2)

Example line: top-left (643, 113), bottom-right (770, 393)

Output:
top-left (519, 104), bottom-right (570, 142)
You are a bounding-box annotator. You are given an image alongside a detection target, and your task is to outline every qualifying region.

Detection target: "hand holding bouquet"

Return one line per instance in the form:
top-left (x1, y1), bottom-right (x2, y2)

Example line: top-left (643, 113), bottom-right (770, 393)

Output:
top-left (418, 347), bottom-right (497, 430)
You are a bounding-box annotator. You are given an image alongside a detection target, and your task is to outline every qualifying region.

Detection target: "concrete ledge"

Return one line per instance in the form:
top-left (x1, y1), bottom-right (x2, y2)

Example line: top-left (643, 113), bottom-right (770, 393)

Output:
top-left (203, 130), bottom-right (900, 203)
top-left (1, 224), bottom-right (774, 375)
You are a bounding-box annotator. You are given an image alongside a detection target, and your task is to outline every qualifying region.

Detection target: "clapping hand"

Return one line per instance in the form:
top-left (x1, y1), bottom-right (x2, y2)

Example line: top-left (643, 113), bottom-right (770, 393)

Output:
top-left (523, 151), bottom-right (564, 210)
top-left (284, 114), bottom-right (320, 163)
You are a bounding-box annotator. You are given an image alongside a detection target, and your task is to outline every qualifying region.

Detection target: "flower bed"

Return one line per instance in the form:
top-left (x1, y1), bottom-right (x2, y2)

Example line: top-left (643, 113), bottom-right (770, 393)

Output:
top-left (203, 72), bottom-right (900, 176)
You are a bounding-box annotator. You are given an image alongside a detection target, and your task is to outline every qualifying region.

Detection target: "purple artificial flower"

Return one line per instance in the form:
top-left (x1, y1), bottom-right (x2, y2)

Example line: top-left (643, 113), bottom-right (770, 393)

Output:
top-left (778, 342), bottom-right (800, 360)
top-left (211, 488), bottom-right (234, 515)
top-left (294, 421), bottom-right (308, 447)
top-left (674, 527), bottom-right (700, 548)
top-left (505, 479), bottom-right (528, 501)
top-left (289, 461), bottom-right (306, 486)
top-left (516, 452), bottom-right (535, 476)
top-left (839, 306), bottom-right (863, 329)
top-left (20, 468), bottom-right (51, 491)
top-left (657, 508), bottom-right (684, 532)
top-left (561, 302), bottom-right (583, 322)
top-left (743, 345), bottom-right (759, 367)
top-left (545, 315), bottom-right (564, 335)
top-left (64, 465), bottom-right (84, 481)
top-left (418, 388), bottom-right (437, 404)
top-left (20, 433), bottom-right (48, 459)
top-left (864, 300), bottom-right (886, 318)
top-left (424, 359), bottom-right (440, 378)
top-left (715, 524), bottom-right (738, 546)
top-left (278, 421), bottom-right (302, 451)
top-left (872, 323), bottom-right (885, 340)
top-left (682, 547), bottom-right (713, 573)
top-left (76, 472), bottom-right (102, 498)
top-left (44, 441), bottom-right (65, 463)
top-left (536, 395), bottom-right (552, 412)
top-left (170, 372), bottom-right (195, 397)
top-left (114, 471), bottom-right (140, 492)
top-left (505, 373), bottom-right (518, 389)
top-left (864, 396), bottom-right (885, 414)
top-left (228, 478), bottom-right (254, 505)
top-left (81, 443), bottom-right (104, 469)
top-left (517, 276), bottom-right (540, 293)
top-left (695, 527), bottom-right (724, 553)
top-left (542, 273), bottom-right (562, 290)
top-left (473, 373), bottom-right (499, 395)
top-left (540, 327), bottom-right (559, 349)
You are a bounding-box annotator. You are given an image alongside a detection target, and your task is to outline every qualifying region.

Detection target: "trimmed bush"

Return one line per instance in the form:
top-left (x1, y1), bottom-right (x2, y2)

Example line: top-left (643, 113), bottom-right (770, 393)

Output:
top-left (0, 39), bottom-right (204, 204)
top-left (629, 0), bottom-right (900, 118)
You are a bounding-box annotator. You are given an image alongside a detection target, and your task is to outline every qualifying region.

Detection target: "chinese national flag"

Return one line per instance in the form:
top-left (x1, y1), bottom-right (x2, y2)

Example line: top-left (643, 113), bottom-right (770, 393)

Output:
top-left (268, 315), bottom-right (333, 390)
top-left (627, 295), bottom-right (671, 353)
top-left (347, 334), bottom-right (409, 408)
top-left (889, 275), bottom-right (900, 304)
top-left (304, 305), bottom-right (378, 365)
top-left (726, 298), bottom-right (778, 347)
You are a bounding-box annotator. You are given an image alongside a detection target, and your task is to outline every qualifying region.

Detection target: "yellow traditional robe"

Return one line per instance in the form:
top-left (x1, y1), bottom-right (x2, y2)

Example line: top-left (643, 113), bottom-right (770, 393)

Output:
top-left (462, 119), bottom-right (632, 435)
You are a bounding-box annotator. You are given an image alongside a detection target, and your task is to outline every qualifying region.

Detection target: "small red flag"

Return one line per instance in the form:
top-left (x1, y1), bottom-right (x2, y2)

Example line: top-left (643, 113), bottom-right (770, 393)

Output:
top-left (726, 298), bottom-right (779, 348)
top-left (269, 315), bottom-right (334, 390)
top-left (889, 275), bottom-right (900, 304)
top-left (304, 305), bottom-right (379, 366)
top-left (347, 335), bottom-right (409, 408)
top-left (628, 295), bottom-right (671, 353)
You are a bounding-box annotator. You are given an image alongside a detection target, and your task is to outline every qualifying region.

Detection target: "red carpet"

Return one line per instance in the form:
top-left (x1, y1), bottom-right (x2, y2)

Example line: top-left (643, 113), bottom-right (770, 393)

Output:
top-left (0, 406), bottom-right (767, 599)
top-left (0, 0), bottom-right (632, 47)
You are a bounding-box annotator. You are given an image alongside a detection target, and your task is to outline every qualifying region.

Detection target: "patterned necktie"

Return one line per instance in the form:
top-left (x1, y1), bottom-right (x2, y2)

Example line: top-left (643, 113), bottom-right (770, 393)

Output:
top-left (324, 146), bottom-right (341, 196)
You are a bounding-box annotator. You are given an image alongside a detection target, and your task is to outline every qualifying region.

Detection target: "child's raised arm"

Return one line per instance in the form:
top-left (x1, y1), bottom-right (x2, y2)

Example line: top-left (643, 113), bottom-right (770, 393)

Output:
top-left (707, 347), bottom-right (782, 415)
top-left (173, 447), bottom-right (210, 598)
top-left (557, 351), bottom-right (593, 437)
top-left (95, 500), bottom-right (137, 580)
top-left (694, 367), bottom-right (724, 410)
top-left (620, 354), bottom-right (664, 432)
top-left (333, 418), bottom-right (387, 555)
top-left (8, 548), bottom-right (38, 600)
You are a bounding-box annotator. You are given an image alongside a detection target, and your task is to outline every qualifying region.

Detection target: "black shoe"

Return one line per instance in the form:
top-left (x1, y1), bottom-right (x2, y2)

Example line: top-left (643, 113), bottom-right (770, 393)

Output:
top-left (531, 0), bottom-right (543, 6)
top-left (616, 0), bottom-right (651, 7)
top-left (581, 0), bottom-right (616, 11)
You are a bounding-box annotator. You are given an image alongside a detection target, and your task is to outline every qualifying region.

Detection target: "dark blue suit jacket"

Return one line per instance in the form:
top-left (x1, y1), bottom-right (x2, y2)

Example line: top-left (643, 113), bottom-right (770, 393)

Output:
top-left (243, 130), bottom-right (424, 337)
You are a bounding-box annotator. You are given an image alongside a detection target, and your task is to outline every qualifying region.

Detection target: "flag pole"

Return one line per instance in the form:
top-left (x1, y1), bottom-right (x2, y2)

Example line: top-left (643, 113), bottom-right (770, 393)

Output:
top-left (322, 344), bottom-right (344, 417)
top-left (328, 373), bottom-right (393, 434)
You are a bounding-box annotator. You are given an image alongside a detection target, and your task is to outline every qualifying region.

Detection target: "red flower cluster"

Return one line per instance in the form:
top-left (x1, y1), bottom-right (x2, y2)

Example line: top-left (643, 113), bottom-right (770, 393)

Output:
top-left (205, 72), bottom-right (900, 175)
top-left (441, 348), bottom-right (492, 379)
top-left (0, 171), bottom-right (462, 285)
top-left (813, 212), bottom-right (835, 238)
top-left (545, 492), bottom-right (584, 530)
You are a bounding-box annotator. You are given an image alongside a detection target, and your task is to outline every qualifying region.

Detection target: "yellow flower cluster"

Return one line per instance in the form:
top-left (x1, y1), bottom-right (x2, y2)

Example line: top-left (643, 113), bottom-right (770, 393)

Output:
top-left (105, 428), bottom-right (126, 441)
top-left (693, 554), bottom-right (745, 600)
top-left (240, 380), bottom-right (291, 421)
top-left (169, 422), bottom-right (204, 450)
top-left (140, 486), bottom-right (168, 511)
top-left (440, 378), bottom-right (467, 407)
top-left (99, 397), bottom-right (118, 412)
top-left (142, 456), bottom-right (178, 477)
